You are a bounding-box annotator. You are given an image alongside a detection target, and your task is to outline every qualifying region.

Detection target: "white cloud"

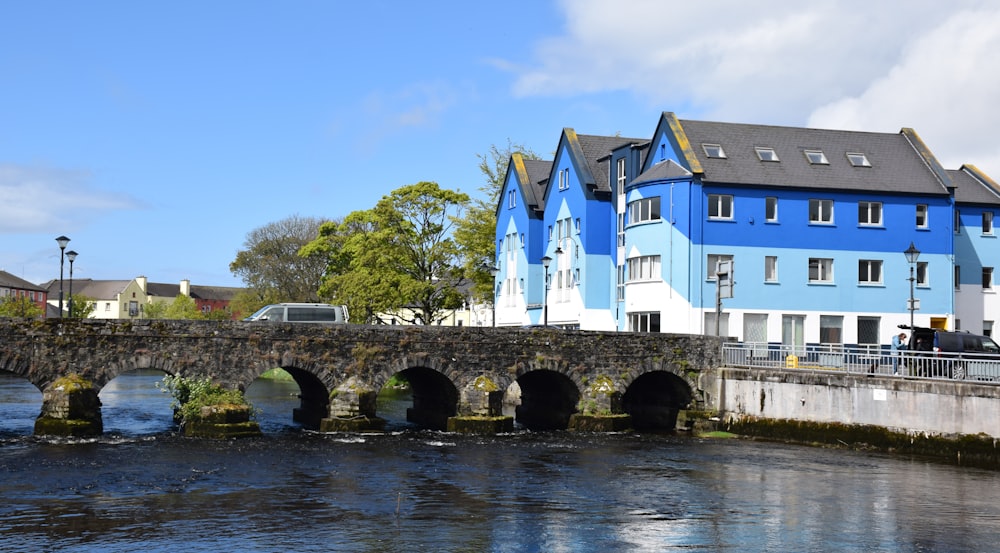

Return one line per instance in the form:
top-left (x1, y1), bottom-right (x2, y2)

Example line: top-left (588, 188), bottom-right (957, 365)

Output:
top-left (508, 1), bottom-right (1000, 176)
top-left (0, 165), bottom-right (139, 233)
top-left (355, 81), bottom-right (460, 153)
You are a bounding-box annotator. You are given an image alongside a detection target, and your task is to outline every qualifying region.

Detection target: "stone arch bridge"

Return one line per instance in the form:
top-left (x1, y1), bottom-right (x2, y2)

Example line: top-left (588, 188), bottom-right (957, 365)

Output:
top-left (0, 319), bottom-right (722, 434)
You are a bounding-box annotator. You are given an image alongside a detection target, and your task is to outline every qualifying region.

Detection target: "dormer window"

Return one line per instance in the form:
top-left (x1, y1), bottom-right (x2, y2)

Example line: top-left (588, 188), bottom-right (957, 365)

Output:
top-left (805, 150), bottom-right (829, 165)
top-left (702, 144), bottom-right (726, 158)
top-left (847, 152), bottom-right (871, 167)
top-left (755, 147), bottom-right (779, 162)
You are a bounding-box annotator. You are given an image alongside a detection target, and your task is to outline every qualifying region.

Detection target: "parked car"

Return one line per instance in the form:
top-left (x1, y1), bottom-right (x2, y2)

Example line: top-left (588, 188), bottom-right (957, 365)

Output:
top-left (244, 303), bottom-right (349, 324)
top-left (899, 325), bottom-right (1000, 379)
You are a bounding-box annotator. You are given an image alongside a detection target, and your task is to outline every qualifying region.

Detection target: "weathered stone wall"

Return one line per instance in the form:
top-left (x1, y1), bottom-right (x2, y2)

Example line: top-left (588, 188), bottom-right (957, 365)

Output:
top-left (0, 318), bottom-right (721, 412)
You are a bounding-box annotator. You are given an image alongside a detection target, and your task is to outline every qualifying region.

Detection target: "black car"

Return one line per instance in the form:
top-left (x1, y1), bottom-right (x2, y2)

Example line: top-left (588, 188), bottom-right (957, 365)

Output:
top-left (898, 325), bottom-right (1000, 379)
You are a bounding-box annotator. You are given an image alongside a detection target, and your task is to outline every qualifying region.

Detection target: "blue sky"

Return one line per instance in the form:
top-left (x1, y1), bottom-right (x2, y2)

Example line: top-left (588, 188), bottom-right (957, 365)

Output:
top-left (3, 1), bottom-right (1000, 288)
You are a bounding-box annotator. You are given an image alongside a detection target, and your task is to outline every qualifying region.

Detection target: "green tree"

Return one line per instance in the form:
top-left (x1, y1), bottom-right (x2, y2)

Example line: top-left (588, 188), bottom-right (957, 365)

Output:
top-left (144, 300), bottom-right (168, 319)
top-left (230, 215), bottom-right (331, 303)
top-left (455, 140), bottom-right (540, 303)
top-left (0, 295), bottom-right (44, 318)
top-left (303, 181), bottom-right (470, 325)
top-left (67, 294), bottom-right (96, 319)
top-left (164, 294), bottom-right (202, 320)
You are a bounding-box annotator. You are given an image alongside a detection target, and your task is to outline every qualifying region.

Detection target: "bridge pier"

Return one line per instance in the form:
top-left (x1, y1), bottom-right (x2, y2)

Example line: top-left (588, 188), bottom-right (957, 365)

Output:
top-left (33, 374), bottom-right (103, 437)
top-left (568, 375), bottom-right (631, 432)
top-left (447, 375), bottom-right (514, 434)
top-left (319, 377), bottom-right (386, 432)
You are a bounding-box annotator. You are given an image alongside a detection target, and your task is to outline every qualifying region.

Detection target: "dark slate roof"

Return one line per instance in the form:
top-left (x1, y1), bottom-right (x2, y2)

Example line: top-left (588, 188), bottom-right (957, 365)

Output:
top-left (0, 270), bottom-right (45, 291)
top-left (676, 118), bottom-right (952, 196)
top-left (951, 167), bottom-right (1000, 205)
top-left (190, 285), bottom-right (241, 301)
top-left (576, 134), bottom-right (647, 193)
top-left (48, 279), bottom-right (131, 300)
top-left (522, 158), bottom-right (553, 211)
top-left (632, 159), bottom-right (692, 186)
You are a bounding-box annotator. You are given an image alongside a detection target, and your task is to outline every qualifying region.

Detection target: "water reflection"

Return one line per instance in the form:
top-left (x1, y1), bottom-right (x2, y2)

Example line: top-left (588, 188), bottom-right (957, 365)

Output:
top-left (99, 369), bottom-right (173, 436)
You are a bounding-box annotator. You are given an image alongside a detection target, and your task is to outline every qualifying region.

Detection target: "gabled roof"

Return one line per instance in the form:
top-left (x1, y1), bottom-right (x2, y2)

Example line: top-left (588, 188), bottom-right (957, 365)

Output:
top-left (665, 113), bottom-right (952, 196)
top-left (951, 165), bottom-right (1000, 205)
top-left (45, 278), bottom-right (131, 300)
top-left (632, 159), bottom-right (692, 186)
top-left (0, 270), bottom-right (45, 292)
top-left (575, 133), bottom-right (647, 194)
top-left (523, 158), bottom-right (552, 212)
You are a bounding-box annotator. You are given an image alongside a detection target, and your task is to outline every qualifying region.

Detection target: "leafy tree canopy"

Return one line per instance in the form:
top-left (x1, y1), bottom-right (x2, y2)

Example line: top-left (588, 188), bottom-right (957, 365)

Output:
top-left (67, 294), bottom-right (96, 319)
top-left (0, 295), bottom-right (44, 318)
top-left (230, 215), bottom-right (331, 306)
top-left (302, 181), bottom-right (470, 325)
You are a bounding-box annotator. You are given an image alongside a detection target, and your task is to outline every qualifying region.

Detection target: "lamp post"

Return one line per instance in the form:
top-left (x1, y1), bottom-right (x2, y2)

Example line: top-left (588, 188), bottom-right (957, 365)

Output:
top-left (55, 235), bottom-right (70, 318)
top-left (488, 263), bottom-right (499, 327)
top-left (904, 241), bottom-right (921, 330)
top-left (66, 250), bottom-right (78, 318)
top-left (541, 255), bottom-right (552, 327)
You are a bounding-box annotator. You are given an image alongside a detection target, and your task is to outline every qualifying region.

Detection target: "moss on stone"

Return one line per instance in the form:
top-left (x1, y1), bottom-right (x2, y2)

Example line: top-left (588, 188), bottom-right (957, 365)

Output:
top-left (447, 415), bottom-right (514, 434)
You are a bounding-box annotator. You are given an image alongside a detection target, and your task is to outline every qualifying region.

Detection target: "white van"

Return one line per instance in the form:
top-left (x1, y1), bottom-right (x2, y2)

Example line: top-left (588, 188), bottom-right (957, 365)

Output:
top-left (243, 303), bottom-right (349, 324)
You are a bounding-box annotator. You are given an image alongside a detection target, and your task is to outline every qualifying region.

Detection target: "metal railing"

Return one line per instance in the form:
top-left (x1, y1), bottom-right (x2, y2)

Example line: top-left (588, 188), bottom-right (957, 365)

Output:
top-left (721, 342), bottom-right (1000, 383)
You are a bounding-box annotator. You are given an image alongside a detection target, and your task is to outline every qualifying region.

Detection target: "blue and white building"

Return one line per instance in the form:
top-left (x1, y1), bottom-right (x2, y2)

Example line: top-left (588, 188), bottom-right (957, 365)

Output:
top-left (494, 112), bottom-right (1000, 350)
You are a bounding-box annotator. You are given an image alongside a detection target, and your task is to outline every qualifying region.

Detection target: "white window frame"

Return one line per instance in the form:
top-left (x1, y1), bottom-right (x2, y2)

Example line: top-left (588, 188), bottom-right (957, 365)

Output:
top-left (765, 255), bottom-right (778, 282)
top-left (858, 259), bottom-right (883, 285)
top-left (702, 144), bottom-right (726, 158)
top-left (508, 190), bottom-right (516, 208)
top-left (627, 255), bottom-right (661, 282)
top-left (804, 150), bottom-right (829, 164)
top-left (627, 197), bottom-right (661, 225)
top-left (707, 254), bottom-right (734, 281)
top-left (984, 211), bottom-right (994, 235)
top-left (616, 158), bottom-right (626, 197)
top-left (755, 147), bottom-right (779, 162)
top-left (984, 267), bottom-right (994, 291)
top-left (847, 152), bottom-right (871, 167)
top-left (708, 194), bottom-right (733, 220)
top-left (558, 169), bottom-right (569, 191)
top-left (859, 201), bottom-right (882, 226)
top-left (916, 204), bottom-right (928, 228)
top-left (765, 197), bottom-right (778, 222)
top-left (809, 258), bottom-right (834, 283)
top-left (917, 261), bottom-right (928, 286)
top-left (809, 199), bottom-right (834, 224)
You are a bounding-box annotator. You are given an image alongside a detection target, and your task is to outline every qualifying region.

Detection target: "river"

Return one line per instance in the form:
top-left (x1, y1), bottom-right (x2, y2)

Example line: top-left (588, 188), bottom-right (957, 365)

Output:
top-left (2, 370), bottom-right (999, 552)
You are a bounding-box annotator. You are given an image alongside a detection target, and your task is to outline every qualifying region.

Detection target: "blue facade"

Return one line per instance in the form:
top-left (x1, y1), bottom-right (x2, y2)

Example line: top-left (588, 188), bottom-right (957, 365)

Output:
top-left (494, 112), bottom-right (1000, 346)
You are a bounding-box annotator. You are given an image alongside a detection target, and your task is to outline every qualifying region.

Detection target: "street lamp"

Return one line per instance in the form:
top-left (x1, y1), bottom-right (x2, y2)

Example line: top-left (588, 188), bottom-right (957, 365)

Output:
top-left (487, 263), bottom-right (499, 327)
top-left (55, 235), bottom-right (70, 318)
top-left (541, 255), bottom-right (552, 327)
top-left (904, 241), bottom-right (921, 330)
top-left (66, 250), bottom-right (78, 318)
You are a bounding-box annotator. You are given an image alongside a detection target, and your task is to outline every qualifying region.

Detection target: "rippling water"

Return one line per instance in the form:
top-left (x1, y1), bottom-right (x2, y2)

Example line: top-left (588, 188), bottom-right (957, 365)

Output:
top-left (2, 371), bottom-right (1000, 552)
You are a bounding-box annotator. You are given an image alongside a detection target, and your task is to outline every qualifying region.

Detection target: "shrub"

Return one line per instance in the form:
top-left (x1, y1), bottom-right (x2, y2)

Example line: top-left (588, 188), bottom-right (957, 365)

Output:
top-left (157, 374), bottom-right (254, 423)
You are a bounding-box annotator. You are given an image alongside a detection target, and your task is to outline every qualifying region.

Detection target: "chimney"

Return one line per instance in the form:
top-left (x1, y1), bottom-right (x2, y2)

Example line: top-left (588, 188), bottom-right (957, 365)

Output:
top-left (180, 279), bottom-right (190, 297)
top-left (136, 276), bottom-right (147, 293)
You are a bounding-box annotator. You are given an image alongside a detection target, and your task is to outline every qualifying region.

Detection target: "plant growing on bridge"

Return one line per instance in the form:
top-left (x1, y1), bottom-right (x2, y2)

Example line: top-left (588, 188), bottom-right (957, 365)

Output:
top-left (157, 375), bottom-right (255, 424)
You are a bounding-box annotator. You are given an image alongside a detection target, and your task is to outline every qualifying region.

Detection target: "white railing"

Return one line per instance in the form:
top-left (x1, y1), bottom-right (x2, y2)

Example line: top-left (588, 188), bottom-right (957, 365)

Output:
top-left (721, 342), bottom-right (1000, 382)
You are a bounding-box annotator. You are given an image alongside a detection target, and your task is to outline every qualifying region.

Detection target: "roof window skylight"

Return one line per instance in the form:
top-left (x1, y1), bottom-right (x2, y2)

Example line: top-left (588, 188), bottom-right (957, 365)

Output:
top-left (702, 144), bottom-right (726, 158)
top-left (805, 150), bottom-right (829, 165)
top-left (755, 147), bottom-right (779, 162)
top-left (847, 152), bottom-right (871, 167)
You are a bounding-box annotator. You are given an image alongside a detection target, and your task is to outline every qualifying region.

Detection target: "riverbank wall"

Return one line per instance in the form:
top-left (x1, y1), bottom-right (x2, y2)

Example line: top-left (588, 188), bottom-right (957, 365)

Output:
top-left (704, 368), bottom-right (1000, 468)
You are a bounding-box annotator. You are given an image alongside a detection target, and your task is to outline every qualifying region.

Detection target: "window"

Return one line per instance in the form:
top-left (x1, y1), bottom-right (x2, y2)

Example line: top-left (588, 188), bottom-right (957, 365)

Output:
top-left (629, 312), bottom-right (661, 333)
top-left (858, 316), bottom-right (881, 345)
top-left (858, 260), bottom-right (882, 284)
top-left (858, 201), bottom-right (882, 226)
top-left (847, 152), bottom-right (871, 167)
top-left (984, 267), bottom-right (993, 290)
top-left (916, 261), bottom-right (928, 286)
top-left (616, 265), bottom-right (625, 301)
top-left (627, 197), bottom-right (661, 224)
top-left (766, 197), bottom-right (778, 222)
top-left (703, 144), bottom-right (726, 158)
top-left (627, 255), bottom-right (661, 282)
top-left (508, 189), bottom-right (516, 208)
top-left (955, 209), bottom-right (961, 234)
top-left (616, 158), bottom-right (626, 197)
top-left (820, 315), bottom-right (844, 344)
top-left (956, 266), bottom-right (961, 290)
top-left (765, 256), bottom-right (778, 282)
top-left (617, 213), bottom-right (625, 247)
top-left (804, 150), bottom-right (829, 164)
top-left (984, 211), bottom-right (994, 235)
top-left (809, 258), bottom-right (834, 283)
top-left (755, 147), bottom-right (779, 162)
top-left (708, 194), bottom-right (733, 220)
top-left (916, 204), bottom-right (928, 228)
top-left (707, 254), bottom-right (734, 280)
top-left (558, 169), bottom-right (569, 190)
top-left (985, 321), bottom-right (994, 338)
top-left (809, 199), bottom-right (834, 224)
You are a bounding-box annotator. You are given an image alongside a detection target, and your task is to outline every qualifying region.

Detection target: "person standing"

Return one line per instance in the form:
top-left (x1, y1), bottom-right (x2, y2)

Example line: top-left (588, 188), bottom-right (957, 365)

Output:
top-left (891, 332), bottom-right (907, 375)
